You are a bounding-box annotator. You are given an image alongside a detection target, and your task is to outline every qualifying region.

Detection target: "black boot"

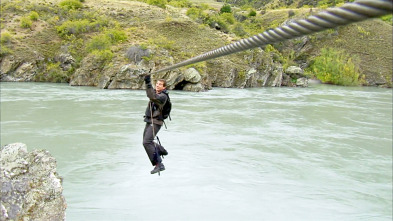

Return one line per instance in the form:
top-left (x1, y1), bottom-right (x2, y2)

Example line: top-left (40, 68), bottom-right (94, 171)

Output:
top-left (151, 162), bottom-right (165, 174)
top-left (155, 143), bottom-right (168, 156)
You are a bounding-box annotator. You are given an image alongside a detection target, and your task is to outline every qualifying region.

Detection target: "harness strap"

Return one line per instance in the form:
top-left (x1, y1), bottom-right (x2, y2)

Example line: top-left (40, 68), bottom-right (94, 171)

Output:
top-left (150, 101), bottom-right (156, 139)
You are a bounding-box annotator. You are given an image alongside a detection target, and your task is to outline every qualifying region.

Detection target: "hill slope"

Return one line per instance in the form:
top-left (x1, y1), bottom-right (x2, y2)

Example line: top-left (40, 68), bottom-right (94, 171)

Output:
top-left (0, 0), bottom-right (392, 88)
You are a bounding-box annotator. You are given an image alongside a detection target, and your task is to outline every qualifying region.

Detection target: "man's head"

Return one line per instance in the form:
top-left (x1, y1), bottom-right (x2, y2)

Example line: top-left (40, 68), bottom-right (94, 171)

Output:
top-left (155, 79), bottom-right (167, 93)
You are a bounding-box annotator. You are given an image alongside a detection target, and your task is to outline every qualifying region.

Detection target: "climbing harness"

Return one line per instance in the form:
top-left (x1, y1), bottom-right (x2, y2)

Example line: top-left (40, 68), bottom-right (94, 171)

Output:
top-left (151, 0), bottom-right (393, 74)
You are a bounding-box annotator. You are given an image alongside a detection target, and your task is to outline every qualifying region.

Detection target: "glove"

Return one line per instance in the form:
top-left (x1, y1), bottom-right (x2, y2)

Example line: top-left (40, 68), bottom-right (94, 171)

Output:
top-left (144, 74), bottom-right (151, 83)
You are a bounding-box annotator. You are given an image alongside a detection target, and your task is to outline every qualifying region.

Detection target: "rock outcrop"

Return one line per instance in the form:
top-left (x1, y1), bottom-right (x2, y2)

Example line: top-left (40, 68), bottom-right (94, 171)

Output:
top-left (0, 143), bottom-right (66, 221)
top-left (0, 56), bottom-right (38, 82)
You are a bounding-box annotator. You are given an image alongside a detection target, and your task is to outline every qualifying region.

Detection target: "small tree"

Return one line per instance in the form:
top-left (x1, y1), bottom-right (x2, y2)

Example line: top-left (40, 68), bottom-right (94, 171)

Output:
top-left (59, 0), bottom-right (83, 10)
top-left (29, 11), bottom-right (39, 21)
top-left (147, 0), bottom-right (168, 9)
top-left (20, 17), bottom-right (32, 29)
top-left (310, 48), bottom-right (363, 86)
top-left (220, 4), bottom-right (231, 14)
top-left (249, 9), bottom-right (257, 17)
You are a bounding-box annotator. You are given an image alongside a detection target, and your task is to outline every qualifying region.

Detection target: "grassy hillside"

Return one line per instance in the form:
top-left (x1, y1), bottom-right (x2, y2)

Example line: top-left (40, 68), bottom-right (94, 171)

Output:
top-left (309, 19), bottom-right (393, 86)
top-left (1, 0), bottom-right (392, 86)
top-left (222, 0), bottom-right (356, 9)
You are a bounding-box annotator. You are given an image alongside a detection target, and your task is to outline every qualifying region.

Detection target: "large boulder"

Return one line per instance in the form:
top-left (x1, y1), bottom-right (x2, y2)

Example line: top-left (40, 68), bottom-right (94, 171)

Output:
top-left (56, 53), bottom-right (75, 72)
top-left (0, 56), bottom-right (37, 82)
top-left (106, 64), bottom-right (148, 89)
top-left (0, 143), bottom-right (66, 221)
top-left (285, 66), bottom-right (304, 76)
top-left (125, 46), bottom-right (151, 64)
top-left (296, 77), bottom-right (308, 87)
top-left (183, 68), bottom-right (201, 83)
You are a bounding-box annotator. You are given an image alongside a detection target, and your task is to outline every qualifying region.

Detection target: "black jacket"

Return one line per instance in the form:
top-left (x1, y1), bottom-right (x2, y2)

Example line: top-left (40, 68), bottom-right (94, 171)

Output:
top-left (144, 79), bottom-right (168, 125)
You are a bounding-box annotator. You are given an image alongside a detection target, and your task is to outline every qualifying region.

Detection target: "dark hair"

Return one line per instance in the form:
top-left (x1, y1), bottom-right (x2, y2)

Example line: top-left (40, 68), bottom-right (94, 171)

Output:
top-left (158, 79), bottom-right (167, 87)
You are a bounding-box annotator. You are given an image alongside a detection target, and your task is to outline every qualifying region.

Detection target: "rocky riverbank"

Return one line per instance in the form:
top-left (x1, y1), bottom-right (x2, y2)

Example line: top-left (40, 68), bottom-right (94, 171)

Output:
top-left (0, 143), bottom-right (66, 221)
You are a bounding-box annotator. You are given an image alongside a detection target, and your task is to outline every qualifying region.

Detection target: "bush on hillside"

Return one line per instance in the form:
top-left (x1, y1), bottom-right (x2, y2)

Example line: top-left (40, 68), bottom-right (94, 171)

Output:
top-left (0, 32), bottom-right (12, 44)
top-left (20, 17), bottom-right (32, 29)
top-left (57, 19), bottom-right (90, 36)
top-left (220, 4), bottom-right (232, 13)
top-left (104, 29), bottom-right (127, 44)
top-left (186, 7), bottom-right (210, 23)
top-left (87, 35), bottom-right (112, 52)
top-left (35, 62), bottom-right (69, 83)
top-left (380, 14), bottom-right (392, 25)
top-left (0, 46), bottom-right (13, 57)
top-left (207, 15), bottom-right (230, 33)
top-left (56, 18), bottom-right (110, 37)
top-left (91, 49), bottom-right (114, 65)
top-left (186, 7), bottom-right (201, 20)
top-left (86, 29), bottom-right (127, 52)
top-left (29, 11), bottom-right (39, 21)
top-left (147, 0), bottom-right (168, 9)
top-left (59, 0), bottom-right (83, 10)
top-left (220, 13), bottom-right (235, 24)
top-left (168, 0), bottom-right (192, 8)
top-left (249, 9), bottom-right (257, 17)
top-left (309, 48), bottom-right (363, 86)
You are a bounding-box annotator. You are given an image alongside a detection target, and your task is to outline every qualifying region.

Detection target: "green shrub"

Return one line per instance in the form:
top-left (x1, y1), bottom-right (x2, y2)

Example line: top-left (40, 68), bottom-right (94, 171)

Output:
top-left (0, 45), bottom-right (13, 57)
top-left (59, 0), bottom-right (83, 10)
top-left (1, 32), bottom-right (12, 44)
top-left (186, 7), bottom-right (202, 20)
top-left (86, 29), bottom-right (126, 52)
top-left (87, 35), bottom-right (112, 52)
top-left (220, 13), bottom-right (235, 25)
top-left (57, 19), bottom-right (90, 36)
top-left (380, 14), bottom-right (392, 25)
top-left (40, 62), bottom-right (69, 83)
top-left (207, 15), bottom-right (230, 33)
top-left (20, 17), bottom-right (32, 29)
top-left (147, 0), bottom-right (167, 9)
top-left (63, 34), bottom-right (85, 62)
top-left (104, 29), bottom-right (127, 44)
top-left (309, 48), bottom-right (362, 86)
top-left (249, 9), bottom-right (257, 17)
top-left (200, 4), bottom-right (210, 10)
top-left (1, 1), bottom-right (23, 13)
top-left (91, 49), bottom-right (113, 64)
top-left (29, 11), bottom-right (39, 21)
top-left (220, 4), bottom-right (232, 13)
top-left (168, 0), bottom-right (191, 8)
top-left (57, 18), bottom-right (109, 37)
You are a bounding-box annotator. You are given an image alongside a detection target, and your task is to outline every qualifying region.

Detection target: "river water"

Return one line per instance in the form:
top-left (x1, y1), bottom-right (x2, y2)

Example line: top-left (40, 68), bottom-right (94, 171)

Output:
top-left (1, 82), bottom-right (392, 220)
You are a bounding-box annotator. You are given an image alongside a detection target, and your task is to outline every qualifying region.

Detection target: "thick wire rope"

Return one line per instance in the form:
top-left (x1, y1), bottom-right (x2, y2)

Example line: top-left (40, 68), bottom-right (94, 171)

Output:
top-left (151, 0), bottom-right (393, 74)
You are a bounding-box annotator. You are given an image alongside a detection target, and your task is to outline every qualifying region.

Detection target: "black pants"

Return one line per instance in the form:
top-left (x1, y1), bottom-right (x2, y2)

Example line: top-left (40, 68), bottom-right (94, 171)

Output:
top-left (143, 123), bottom-right (162, 166)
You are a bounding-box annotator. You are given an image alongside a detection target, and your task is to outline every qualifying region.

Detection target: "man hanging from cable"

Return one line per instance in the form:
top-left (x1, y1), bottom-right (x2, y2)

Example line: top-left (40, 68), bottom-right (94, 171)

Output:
top-left (143, 74), bottom-right (169, 175)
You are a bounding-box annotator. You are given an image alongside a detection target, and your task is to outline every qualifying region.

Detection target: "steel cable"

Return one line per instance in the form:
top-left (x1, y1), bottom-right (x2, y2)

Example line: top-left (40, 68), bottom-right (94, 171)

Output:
top-left (152, 0), bottom-right (393, 74)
